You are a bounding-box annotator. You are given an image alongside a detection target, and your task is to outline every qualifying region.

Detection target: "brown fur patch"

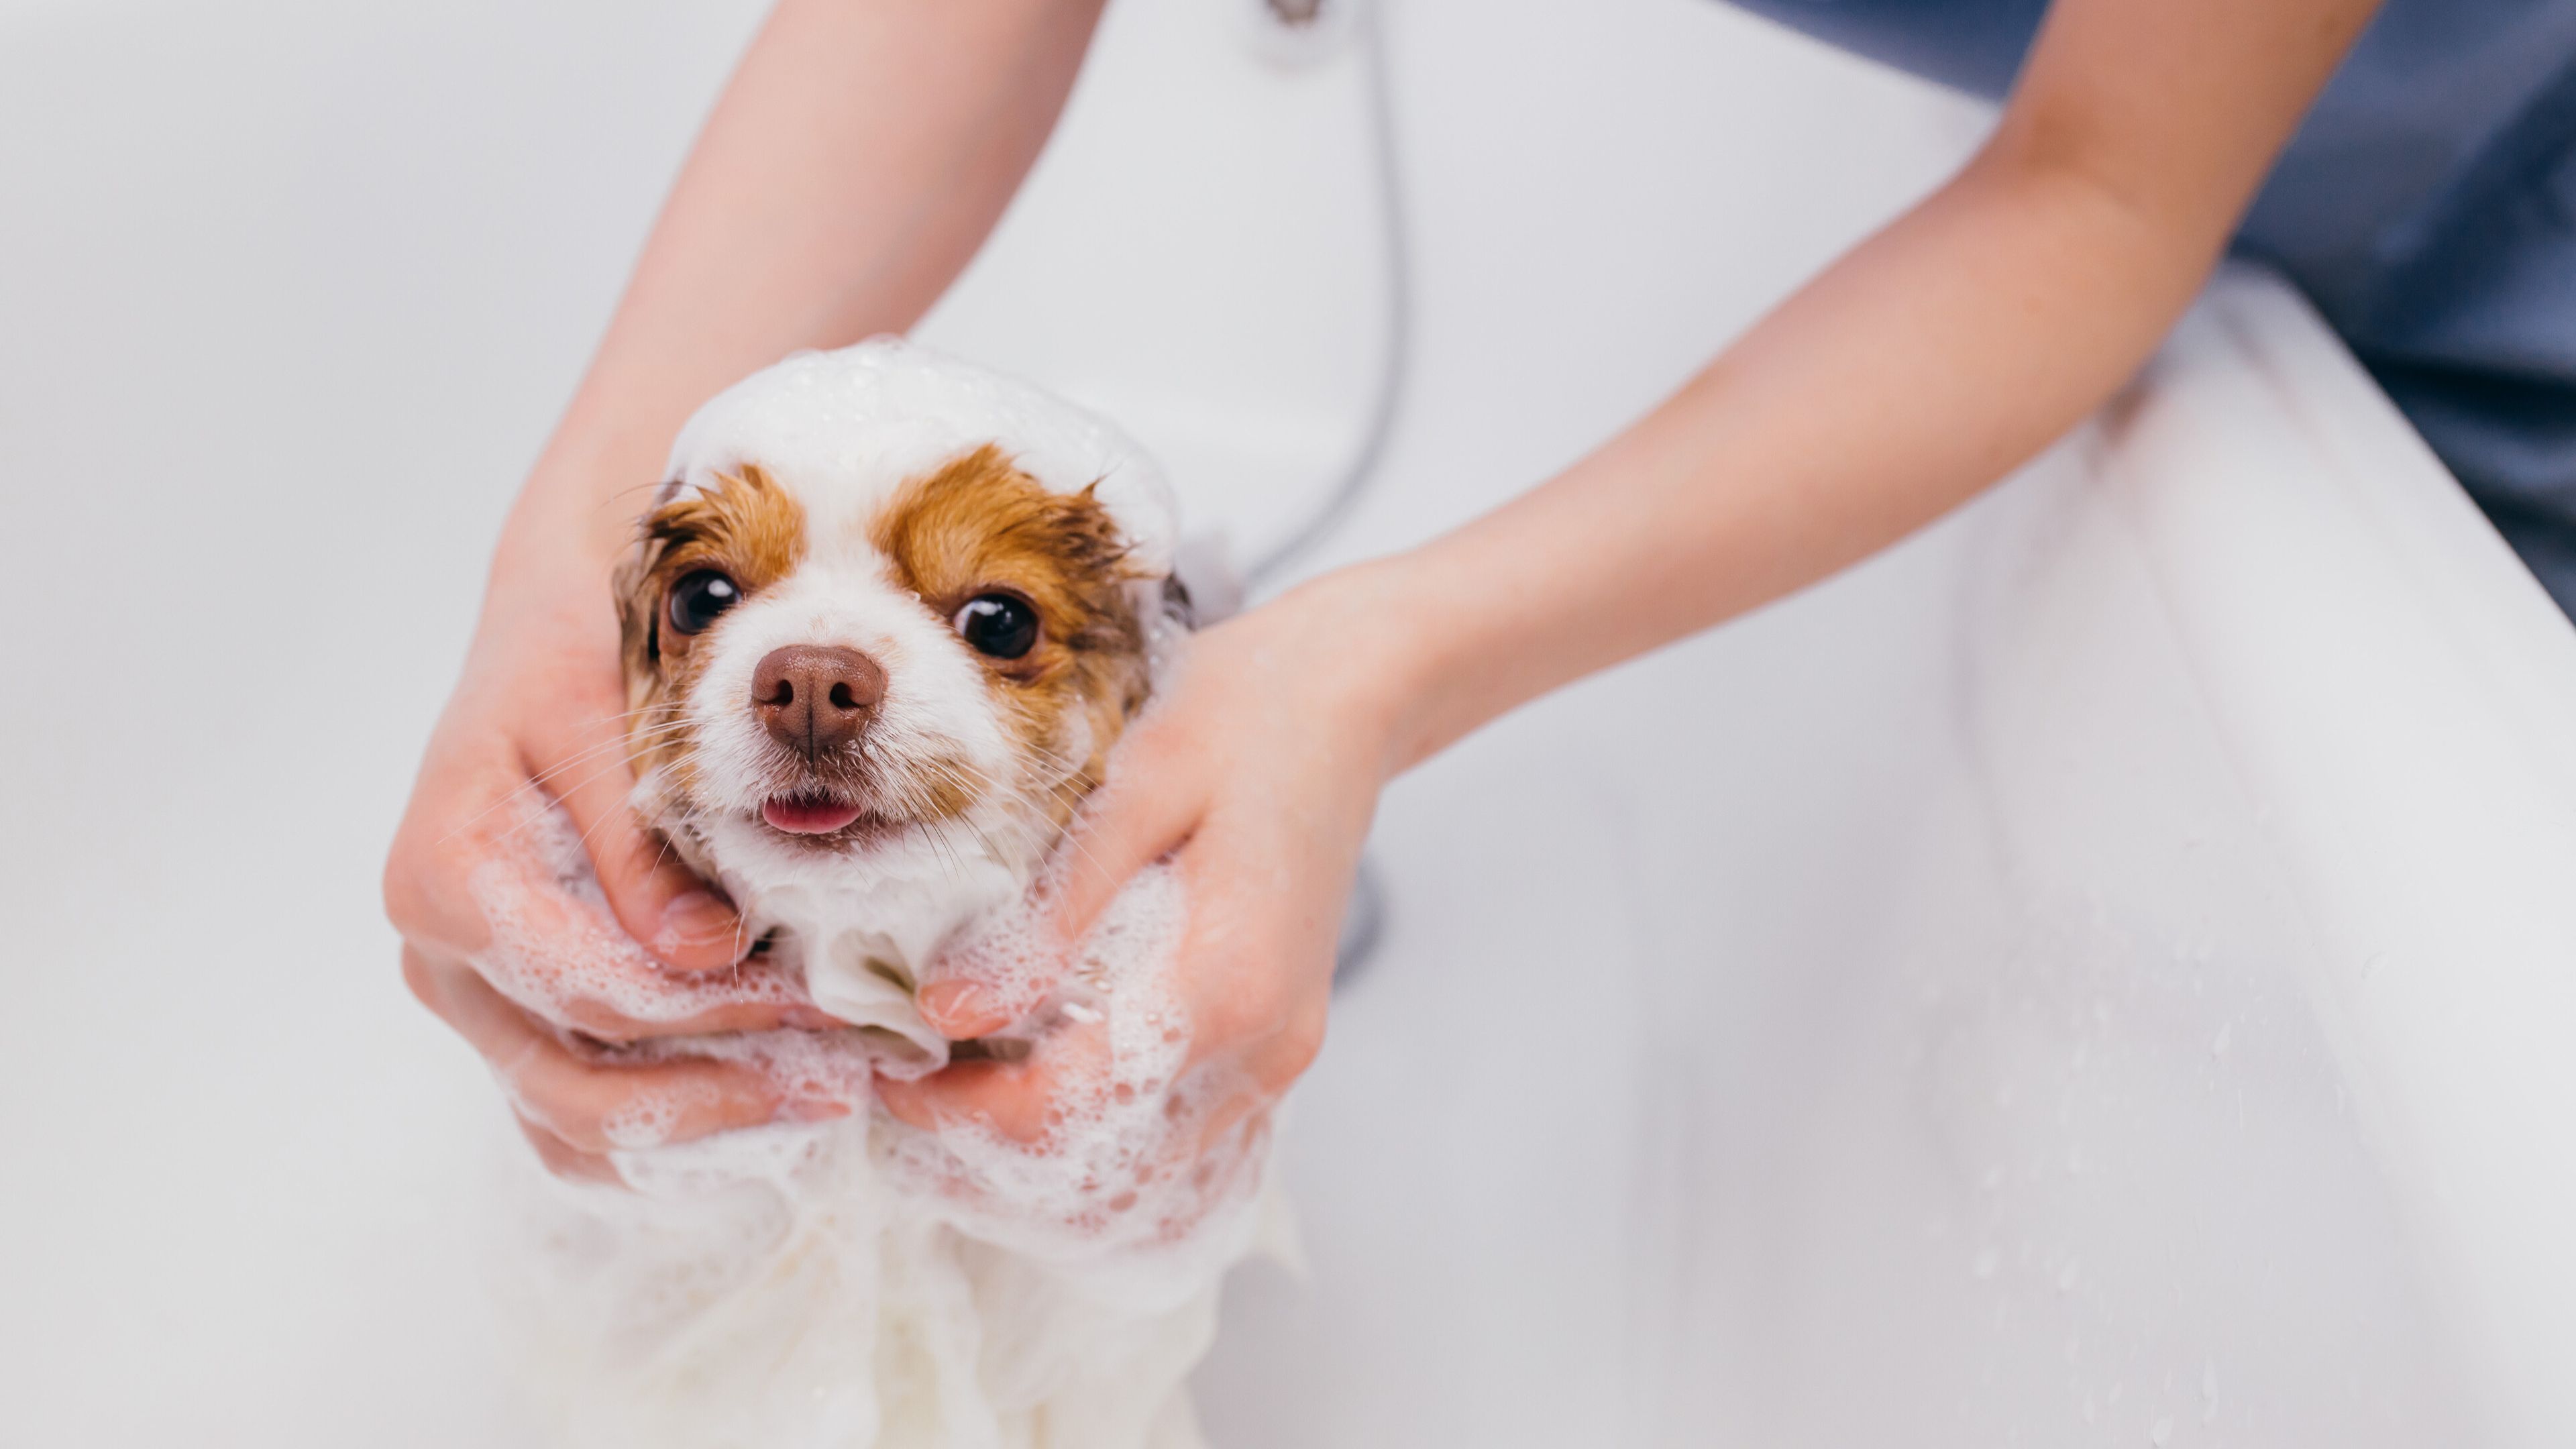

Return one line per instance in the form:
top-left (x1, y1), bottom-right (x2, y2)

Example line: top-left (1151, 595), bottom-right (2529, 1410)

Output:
top-left (614, 464), bottom-right (808, 792)
top-left (869, 445), bottom-right (1155, 824)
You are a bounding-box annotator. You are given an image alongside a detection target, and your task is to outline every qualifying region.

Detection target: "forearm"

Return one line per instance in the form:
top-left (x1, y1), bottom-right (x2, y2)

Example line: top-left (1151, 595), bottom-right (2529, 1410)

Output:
top-left (1338, 0), bottom-right (2377, 773)
top-left (497, 0), bottom-right (1104, 584)
top-left (1363, 148), bottom-right (2224, 771)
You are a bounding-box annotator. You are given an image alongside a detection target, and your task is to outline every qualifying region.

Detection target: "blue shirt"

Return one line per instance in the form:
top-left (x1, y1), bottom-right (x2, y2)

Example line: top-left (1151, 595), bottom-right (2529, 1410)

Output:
top-left (1728, 0), bottom-right (2576, 614)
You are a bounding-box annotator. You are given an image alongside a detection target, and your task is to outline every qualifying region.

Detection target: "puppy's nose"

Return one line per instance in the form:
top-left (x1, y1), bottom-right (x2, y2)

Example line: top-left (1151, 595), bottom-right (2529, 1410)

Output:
top-left (752, 644), bottom-right (886, 758)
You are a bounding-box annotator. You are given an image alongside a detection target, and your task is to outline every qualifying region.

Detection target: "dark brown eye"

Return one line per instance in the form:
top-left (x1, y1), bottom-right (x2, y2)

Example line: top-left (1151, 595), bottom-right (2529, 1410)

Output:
top-left (667, 570), bottom-right (741, 635)
top-left (953, 593), bottom-right (1038, 659)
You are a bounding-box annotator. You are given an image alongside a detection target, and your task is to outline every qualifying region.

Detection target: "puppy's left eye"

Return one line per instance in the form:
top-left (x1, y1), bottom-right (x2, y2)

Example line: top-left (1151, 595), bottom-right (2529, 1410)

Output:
top-left (953, 593), bottom-right (1039, 660)
top-left (667, 570), bottom-right (742, 635)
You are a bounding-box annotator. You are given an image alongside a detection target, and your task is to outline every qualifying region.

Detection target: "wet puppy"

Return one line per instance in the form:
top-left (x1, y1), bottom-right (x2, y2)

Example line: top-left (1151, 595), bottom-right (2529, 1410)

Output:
top-left (610, 339), bottom-right (1185, 1056)
top-left (521, 341), bottom-right (1275, 1449)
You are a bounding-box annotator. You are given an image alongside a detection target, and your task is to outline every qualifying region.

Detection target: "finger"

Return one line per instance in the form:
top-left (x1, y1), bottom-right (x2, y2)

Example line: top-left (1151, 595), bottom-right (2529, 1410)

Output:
top-left (1042, 725), bottom-right (1208, 949)
top-left (1166, 1102), bottom-right (1282, 1242)
top-left (548, 990), bottom-right (840, 1045)
top-left (1161, 814), bottom-right (1343, 1077)
top-left (514, 1113), bottom-right (625, 1186)
top-left (443, 850), bottom-right (821, 1042)
top-left (1176, 942), bottom-right (1332, 1083)
top-left (916, 755), bottom-right (1203, 1041)
top-left (409, 947), bottom-right (811, 1152)
top-left (876, 1022), bottom-right (1110, 1144)
top-left (549, 725), bottom-right (749, 974)
top-left (1182, 1099), bottom-right (1277, 1218)
top-left (383, 732), bottom-right (536, 959)
top-left (1199, 1100), bottom-right (1272, 1163)
top-left (386, 715), bottom-right (771, 1022)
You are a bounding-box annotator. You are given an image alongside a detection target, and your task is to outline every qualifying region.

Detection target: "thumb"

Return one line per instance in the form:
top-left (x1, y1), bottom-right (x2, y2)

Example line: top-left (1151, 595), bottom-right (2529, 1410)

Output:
top-left (916, 758), bottom-right (1204, 1039)
top-left (554, 741), bottom-right (749, 973)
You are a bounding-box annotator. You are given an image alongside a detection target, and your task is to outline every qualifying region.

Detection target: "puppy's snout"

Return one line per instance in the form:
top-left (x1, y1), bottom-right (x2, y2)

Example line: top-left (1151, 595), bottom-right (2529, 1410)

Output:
top-left (753, 644), bottom-right (886, 758)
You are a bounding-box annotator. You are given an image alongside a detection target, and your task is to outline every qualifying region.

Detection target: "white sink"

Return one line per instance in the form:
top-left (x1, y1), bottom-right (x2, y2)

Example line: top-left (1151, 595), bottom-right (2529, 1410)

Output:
top-left (5, 1), bottom-right (2571, 1444)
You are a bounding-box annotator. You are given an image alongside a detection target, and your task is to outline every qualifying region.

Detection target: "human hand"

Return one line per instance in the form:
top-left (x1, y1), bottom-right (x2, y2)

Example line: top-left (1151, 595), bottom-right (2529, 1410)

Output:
top-left (876, 566), bottom-right (1416, 1220)
top-left (384, 519), bottom-right (844, 1183)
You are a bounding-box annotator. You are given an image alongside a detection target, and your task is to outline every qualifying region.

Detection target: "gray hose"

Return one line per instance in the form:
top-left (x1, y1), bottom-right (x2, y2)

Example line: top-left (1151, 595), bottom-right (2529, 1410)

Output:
top-left (1244, 0), bottom-right (1412, 592)
top-left (1333, 848), bottom-right (1388, 986)
top-left (1242, 1), bottom-right (1410, 987)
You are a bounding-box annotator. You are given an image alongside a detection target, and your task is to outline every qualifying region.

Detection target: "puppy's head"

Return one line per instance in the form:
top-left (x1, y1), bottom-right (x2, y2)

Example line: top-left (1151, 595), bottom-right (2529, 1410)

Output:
top-left (612, 342), bottom-right (1181, 907)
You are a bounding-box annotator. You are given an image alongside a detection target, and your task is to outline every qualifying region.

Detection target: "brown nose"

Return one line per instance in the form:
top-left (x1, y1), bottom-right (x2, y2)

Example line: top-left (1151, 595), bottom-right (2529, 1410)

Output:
top-left (752, 644), bottom-right (886, 759)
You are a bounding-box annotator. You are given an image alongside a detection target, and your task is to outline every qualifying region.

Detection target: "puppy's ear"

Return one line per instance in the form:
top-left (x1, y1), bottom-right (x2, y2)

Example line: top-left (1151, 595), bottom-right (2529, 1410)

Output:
top-left (1159, 574), bottom-right (1196, 630)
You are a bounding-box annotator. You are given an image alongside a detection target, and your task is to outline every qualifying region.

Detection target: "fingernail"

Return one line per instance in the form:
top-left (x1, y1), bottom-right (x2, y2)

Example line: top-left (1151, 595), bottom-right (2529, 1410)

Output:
top-left (780, 1097), bottom-right (853, 1124)
top-left (655, 890), bottom-right (740, 955)
top-left (920, 980), bottom-right (990, 1031)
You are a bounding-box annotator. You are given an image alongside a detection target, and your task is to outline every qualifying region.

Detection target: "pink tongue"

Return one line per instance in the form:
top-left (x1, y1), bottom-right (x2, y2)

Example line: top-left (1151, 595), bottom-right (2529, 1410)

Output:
top-left (763, 795), bottom-right (866, 835)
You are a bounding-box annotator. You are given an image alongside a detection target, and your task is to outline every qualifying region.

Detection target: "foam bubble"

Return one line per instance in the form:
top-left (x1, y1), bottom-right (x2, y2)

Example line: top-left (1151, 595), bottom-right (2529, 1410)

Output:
top-left (666, 339), bottom-right (1180, 578)
top-left (468, 794), bottom-right (814, 1030)
top-left (494, 841), bottom-right (1284, 1449)
top-left (885, 866), bottom-right (1275, 1268)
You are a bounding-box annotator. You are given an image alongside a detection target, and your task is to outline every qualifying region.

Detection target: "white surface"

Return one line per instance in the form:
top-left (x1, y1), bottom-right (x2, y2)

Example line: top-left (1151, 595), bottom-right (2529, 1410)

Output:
top-left (2104, 278), bottom-right (2576, 1447)
top-left (5, 1), bottom-right (2572, 1446)
top-left (1188, 271), bottom-right (2546, 1448)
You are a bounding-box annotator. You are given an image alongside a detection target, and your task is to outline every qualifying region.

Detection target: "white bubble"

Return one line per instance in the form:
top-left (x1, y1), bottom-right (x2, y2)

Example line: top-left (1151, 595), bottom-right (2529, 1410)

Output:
top-left (494, 841), bottom-right (1284, 1449)
top-left (467, 795), bottom-right (811, 1030)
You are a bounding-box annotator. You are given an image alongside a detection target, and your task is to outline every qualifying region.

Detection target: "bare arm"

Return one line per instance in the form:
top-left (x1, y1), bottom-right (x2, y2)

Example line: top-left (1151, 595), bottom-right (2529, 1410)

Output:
top-left (1376, 0), bottom-right (2383, 767)
top-left (507, 0), bottom-right (1106, 573)
top-left (889, 0), bottom-right (2385, 1152)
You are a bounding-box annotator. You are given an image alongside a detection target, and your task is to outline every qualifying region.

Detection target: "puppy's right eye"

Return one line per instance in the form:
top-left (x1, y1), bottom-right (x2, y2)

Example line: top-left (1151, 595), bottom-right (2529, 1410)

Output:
top-left (667, 570), bottom-right (742, 635)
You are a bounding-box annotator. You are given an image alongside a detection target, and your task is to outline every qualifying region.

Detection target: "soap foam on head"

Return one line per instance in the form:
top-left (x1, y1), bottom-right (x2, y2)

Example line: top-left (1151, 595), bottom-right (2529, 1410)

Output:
top-left (665, 338), bottom-right (1179, 580)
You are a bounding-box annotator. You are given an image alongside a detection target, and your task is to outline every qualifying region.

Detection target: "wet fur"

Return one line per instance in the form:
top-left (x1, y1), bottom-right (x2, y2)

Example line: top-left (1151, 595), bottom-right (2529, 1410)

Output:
top-left (608, 445), bottom-right (1166, 983)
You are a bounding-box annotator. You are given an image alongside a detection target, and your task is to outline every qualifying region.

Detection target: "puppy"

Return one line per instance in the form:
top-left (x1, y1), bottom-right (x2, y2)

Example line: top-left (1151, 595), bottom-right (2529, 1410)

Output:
top-left (612, 339), bottom-right (1187, 1061)
top-left (532, 339), bottom-right (1264, 1449)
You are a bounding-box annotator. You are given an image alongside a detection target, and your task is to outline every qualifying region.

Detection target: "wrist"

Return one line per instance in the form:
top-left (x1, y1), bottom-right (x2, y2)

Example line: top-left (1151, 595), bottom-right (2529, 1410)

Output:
top-left (1269, 552), bottom-right (1497, 783)
top-left (505, 426), bottom-right (660, 562)
top-left (482, 406), bottom-right (681, 622)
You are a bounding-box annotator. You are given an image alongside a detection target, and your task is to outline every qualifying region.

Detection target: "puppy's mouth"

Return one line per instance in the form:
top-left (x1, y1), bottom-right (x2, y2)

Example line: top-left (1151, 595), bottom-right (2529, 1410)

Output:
top-left (761, 792), bottom-right (871, 836)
